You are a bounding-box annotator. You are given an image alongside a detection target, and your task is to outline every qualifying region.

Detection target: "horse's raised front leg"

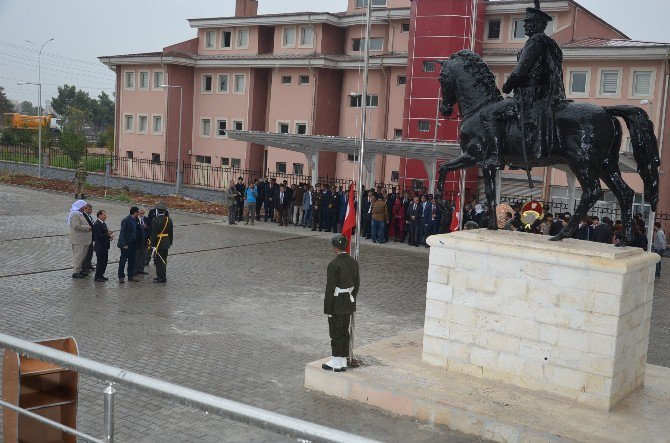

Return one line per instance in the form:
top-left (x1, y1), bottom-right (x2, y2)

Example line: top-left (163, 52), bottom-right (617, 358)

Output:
top-left (436, 154), bottom-right (478, 213)
top-left (482, 165), bottom-right (498, 230)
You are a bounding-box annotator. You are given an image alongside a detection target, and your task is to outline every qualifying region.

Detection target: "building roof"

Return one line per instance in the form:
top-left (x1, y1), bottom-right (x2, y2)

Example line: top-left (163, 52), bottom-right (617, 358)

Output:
top-left (562, 38), bottom-right (670, 48)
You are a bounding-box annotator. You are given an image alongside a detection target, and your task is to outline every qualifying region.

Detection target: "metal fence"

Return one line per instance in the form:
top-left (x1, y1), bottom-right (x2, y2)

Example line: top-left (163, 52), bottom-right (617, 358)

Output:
top-left (183, 164), bottom-right (259, 188)
top-left (0, 332), bottom-right (377, 443)
top-left (113, 156), bottom-right (177, 183)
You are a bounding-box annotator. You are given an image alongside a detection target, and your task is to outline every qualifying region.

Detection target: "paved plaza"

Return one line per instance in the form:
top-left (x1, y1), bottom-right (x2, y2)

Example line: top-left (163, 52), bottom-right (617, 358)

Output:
top-left (0, 183), bottom-right (668, 442)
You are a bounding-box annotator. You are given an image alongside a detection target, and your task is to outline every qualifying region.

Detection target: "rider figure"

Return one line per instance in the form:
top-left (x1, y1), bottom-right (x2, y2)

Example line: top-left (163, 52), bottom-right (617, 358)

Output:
top-left (480, 0), bottom-right (566, 170)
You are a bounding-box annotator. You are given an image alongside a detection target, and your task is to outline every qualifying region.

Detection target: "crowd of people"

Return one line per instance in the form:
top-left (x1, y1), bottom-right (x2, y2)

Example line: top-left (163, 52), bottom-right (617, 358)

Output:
top-left (67, 200), bottom-right (174, 284)
top-left (224, 178), bottom-right (454, 247)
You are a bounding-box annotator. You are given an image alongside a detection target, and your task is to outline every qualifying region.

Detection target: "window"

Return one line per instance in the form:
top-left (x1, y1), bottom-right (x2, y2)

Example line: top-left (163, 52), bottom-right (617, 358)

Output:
top-left (195, 155), bottom-right (212, 164)
top-left (278, 122), bottom-right (290, 134)
top-left (236, 29), bottom-right (249, 48)
top-left (124, 71), bottom-right (135, 89)
top-left (218, 74), bottom-right (228, 94)
top-left (282, 27), bottom-right (296, 47)
top-left (152, 153), bottom-right (161, 164)
top-left (300, 27), bottom-right (315, 47)
top-left (138, 115), bottom-right (148, 133)
top-left (216, 119), bottom-right (228, 138)
top-left (418, 120), bottom-right (430, 132)
top-left (221, 157), bottom-right (230, 167)
top-left (394, 128), bottom-right (402, 139)
top-left (569, 71), bottom-right (588, 95)
top-left (126, 151), bottom-right (134, 159)
top-left (233, 120), bottom-right (244, 131)
top-left (352, 38), bottom-right (384, 52)
top-left (234, 74), bottom-right (246, 94)
top-left (347, 154), bottom-right (359, 162)
top-left (152, 115), bottom-right (163, 134)
top-left (600, 70), bottom-right (620, 95)
top-left (632, 71), bottom-right (653, 97)
top-left (153, 71), bottom-right (164, 89)
top-left (349, 94), bottom-right (379, 107)
top-left (124, 114), bottom-right (134, 132)
top-left (487, 19), bottom-right (501, 40)
top-left (205, 30), bottom-right (216, 49)
top-left (281, 76), bottom-right (292, 84)
top-left (423, 61), bottom-right (436, 73)
top-left (138, 71), bottom-right (149, 90)
top-left (296, 123), bottom-right (307, 135)
top-left (397, 76), bottom-right (406, 86)
top-left (391, 171), bottom-right (399, 182)
top-left (512, 19), bottom-right (526, 39)
top-left (221, 30), bottom-right (232, 49)
top-left (293, 163), bottom-right (304, 175)
top-left (299, 75), bottom-right (310, 85)
top-left (401, 23), bottom-right (410, 33)
top-left (201, 118), bottom-right (211, 137)
top-left (356, 0), bottom-right (387, 7)
top-left (202, 74), bottom-right (213, 93)
top-left (276, 162), bottom-right (287, 173)
top-left (231, 158), bottom-right (241, 168)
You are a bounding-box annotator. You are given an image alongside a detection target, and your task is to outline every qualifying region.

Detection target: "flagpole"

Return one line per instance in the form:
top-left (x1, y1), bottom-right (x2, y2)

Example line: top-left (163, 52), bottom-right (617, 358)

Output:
top-left (350, 0), bottom-right (373, 368)
top-left (354, 0), bottom-right (372, 262)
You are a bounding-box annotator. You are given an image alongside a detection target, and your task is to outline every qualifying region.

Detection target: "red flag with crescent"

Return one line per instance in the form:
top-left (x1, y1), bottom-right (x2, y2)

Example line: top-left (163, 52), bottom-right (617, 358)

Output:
top-left (341, 182), bottom-right (356, 253)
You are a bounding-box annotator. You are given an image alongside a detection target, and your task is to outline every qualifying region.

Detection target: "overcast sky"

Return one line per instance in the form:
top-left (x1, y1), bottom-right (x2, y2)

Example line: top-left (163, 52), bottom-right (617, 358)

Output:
top-left (1, 0), bottom-right (668, 106)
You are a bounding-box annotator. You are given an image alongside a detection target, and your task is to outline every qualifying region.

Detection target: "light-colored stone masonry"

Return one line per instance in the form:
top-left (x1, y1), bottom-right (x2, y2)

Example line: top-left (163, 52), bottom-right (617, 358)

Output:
top-left (423, 230), bottom-right (659, 410)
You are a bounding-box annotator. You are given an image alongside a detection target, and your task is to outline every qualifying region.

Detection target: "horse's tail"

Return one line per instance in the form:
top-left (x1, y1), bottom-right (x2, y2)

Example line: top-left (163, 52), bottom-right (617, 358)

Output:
top-left (605, 105), bottom-right (660, 211)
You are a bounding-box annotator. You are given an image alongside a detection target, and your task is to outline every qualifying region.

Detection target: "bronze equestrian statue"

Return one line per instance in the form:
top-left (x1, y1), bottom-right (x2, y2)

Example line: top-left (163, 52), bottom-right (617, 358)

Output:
top-left (435, 0), bottom-right (659, 245)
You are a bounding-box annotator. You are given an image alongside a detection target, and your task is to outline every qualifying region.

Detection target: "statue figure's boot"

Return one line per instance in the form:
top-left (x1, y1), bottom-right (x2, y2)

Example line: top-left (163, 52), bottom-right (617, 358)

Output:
top-left (481, 115), bottom-right (505, 170)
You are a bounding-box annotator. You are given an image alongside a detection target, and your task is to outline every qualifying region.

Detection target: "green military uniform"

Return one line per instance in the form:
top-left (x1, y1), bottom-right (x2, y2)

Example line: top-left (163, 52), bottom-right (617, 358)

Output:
top-left (323, 235), bottom-right (360, 371)
top-left (74, 162), bottom-right (88, 199)
top-left (150, 204), bottom-right (173, 283)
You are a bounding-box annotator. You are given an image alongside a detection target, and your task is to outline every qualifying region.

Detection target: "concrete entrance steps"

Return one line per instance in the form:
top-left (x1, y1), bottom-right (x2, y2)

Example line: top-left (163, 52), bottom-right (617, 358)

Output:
top-left (305, 330), bottom-right (670, 442)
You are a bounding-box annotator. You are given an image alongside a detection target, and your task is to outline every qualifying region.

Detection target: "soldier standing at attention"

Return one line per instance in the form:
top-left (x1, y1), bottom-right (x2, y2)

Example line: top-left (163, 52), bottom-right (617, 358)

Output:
top-left (73, 161), bottom-right (88, 199)
top-left (150, 202), bottom-right (173, 284)
top-left (322, 234), bottom-right (360, 372)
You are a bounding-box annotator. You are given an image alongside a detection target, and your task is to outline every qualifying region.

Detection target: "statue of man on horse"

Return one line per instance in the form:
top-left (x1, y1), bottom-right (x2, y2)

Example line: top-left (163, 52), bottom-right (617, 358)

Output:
top-left (434, 0), bottom-right (660, 246)
top-left (481, 0), bottom-right (565, 173)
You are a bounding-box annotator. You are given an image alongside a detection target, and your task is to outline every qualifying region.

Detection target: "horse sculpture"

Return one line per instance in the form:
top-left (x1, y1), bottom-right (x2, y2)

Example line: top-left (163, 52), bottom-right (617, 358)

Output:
top-left (435, 50), bottom-right (660, 245)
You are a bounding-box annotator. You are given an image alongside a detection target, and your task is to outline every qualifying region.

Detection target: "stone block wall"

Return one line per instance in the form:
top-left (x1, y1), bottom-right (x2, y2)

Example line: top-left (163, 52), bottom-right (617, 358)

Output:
top-left (423, 230), bottom-right (659, 410)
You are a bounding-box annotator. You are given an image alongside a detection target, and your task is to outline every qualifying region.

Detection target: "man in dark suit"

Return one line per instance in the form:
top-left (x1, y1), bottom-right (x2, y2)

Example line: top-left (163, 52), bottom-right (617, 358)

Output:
top-left (150, 202), bottom-right (173, 284)
top-left (264, 178), bottom-right (278, 222)
top-left (235, 177), bottom-right (246, 221)
top-left (361, 190), bottom-right (373, 239)
top-left (592, 216), bottom-right (613, 243)
top-left (311, 184), bottom-right (324, 231)
top-left (93, 210), bottom-right (112, 282)
top-left (276, 185), bottom-right (290, 226)
top-left (420, 195), bottom-right (432, 246)
top-left (81, 203), bottom-right (95, 274)
top-left (407, 196), bottom-right (422, 247)
top-left (255, 178), bottom-right (265, 221)
top-left (135, 208), bottom-right (150, 275)
top-left (117, 206), bottom-right (140, 283)
top-left (321, 184), bottom-right (333, 231)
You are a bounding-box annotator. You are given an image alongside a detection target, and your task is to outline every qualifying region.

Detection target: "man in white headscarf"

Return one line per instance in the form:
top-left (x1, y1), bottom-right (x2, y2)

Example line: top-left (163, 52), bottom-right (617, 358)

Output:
top-left (68, 200), bottom-right (92, 279)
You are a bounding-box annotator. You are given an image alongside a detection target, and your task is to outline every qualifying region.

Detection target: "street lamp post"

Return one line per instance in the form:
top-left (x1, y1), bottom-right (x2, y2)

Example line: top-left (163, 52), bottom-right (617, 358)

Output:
top-left (161, 84), bottom-right (183, 193)
top-left (26, 38), bottom-right (54, 178)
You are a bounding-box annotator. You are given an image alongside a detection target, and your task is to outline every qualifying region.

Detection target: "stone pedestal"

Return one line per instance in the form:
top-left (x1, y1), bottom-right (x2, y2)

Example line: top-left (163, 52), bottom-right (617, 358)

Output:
top-left (423, 230), bottom-right (659, 410)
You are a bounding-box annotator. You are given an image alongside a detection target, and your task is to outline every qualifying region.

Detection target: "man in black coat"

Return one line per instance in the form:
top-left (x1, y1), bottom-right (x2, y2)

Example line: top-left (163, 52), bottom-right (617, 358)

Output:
top-left (254, 179), bottom-right (265, 221)
top-left (592, 216), bottom-right (613, 243)
top-left (234, 177), bottom-right (246, 221)
top-left (264, 178), bottom-right (278, 222)
top-left (81, 203), bottom-right (95, 274)
top-left (147, 206), bottom-right (169, 227)
top-left (275, 185), bottom-right (291, 226)
top-left (406, 196), bottom-right (422, 246)
top-left (117, 206), bottom-right (140, 283)
top-left (92, 210), bottom-right (112, 282)
top-left (150, 202), bottom-right (173, 283)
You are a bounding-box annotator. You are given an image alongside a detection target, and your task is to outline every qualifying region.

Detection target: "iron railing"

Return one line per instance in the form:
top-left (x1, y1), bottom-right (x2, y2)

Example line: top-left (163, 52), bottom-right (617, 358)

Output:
top-left (112, 156), bottom-right (177, 183)
top-left (183, 164), bottom-right (259, 189)
top-left (0, 332), bottom-right (378, 443)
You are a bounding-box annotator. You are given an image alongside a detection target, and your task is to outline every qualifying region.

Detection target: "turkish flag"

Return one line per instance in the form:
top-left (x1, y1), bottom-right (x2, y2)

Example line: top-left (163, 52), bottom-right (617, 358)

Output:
top-left (341, 183), bottom-right (356, 254)
top-left (450, 196), bottom-right (460, 232)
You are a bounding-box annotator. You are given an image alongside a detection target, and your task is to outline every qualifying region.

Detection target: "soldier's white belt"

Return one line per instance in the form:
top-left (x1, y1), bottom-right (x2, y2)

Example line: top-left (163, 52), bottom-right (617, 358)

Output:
top-left (334, 286), bottom-right (355, 303)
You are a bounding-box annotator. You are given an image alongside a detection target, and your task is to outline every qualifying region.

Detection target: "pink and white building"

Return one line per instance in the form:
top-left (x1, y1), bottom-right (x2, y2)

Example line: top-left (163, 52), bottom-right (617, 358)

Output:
top-left (100, 0), bottom-right (670, 215)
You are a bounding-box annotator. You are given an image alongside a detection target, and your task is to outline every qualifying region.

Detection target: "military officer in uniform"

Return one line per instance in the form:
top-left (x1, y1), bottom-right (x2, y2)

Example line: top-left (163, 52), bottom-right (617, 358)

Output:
top-left (150, 202), bottom-right (173, 284)
top-left (322, 234), bottom-right (360, 372)
top-left (73, 161), bottom-right (88, 199)
top-left (480, 0), bottom-right (566, 170)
